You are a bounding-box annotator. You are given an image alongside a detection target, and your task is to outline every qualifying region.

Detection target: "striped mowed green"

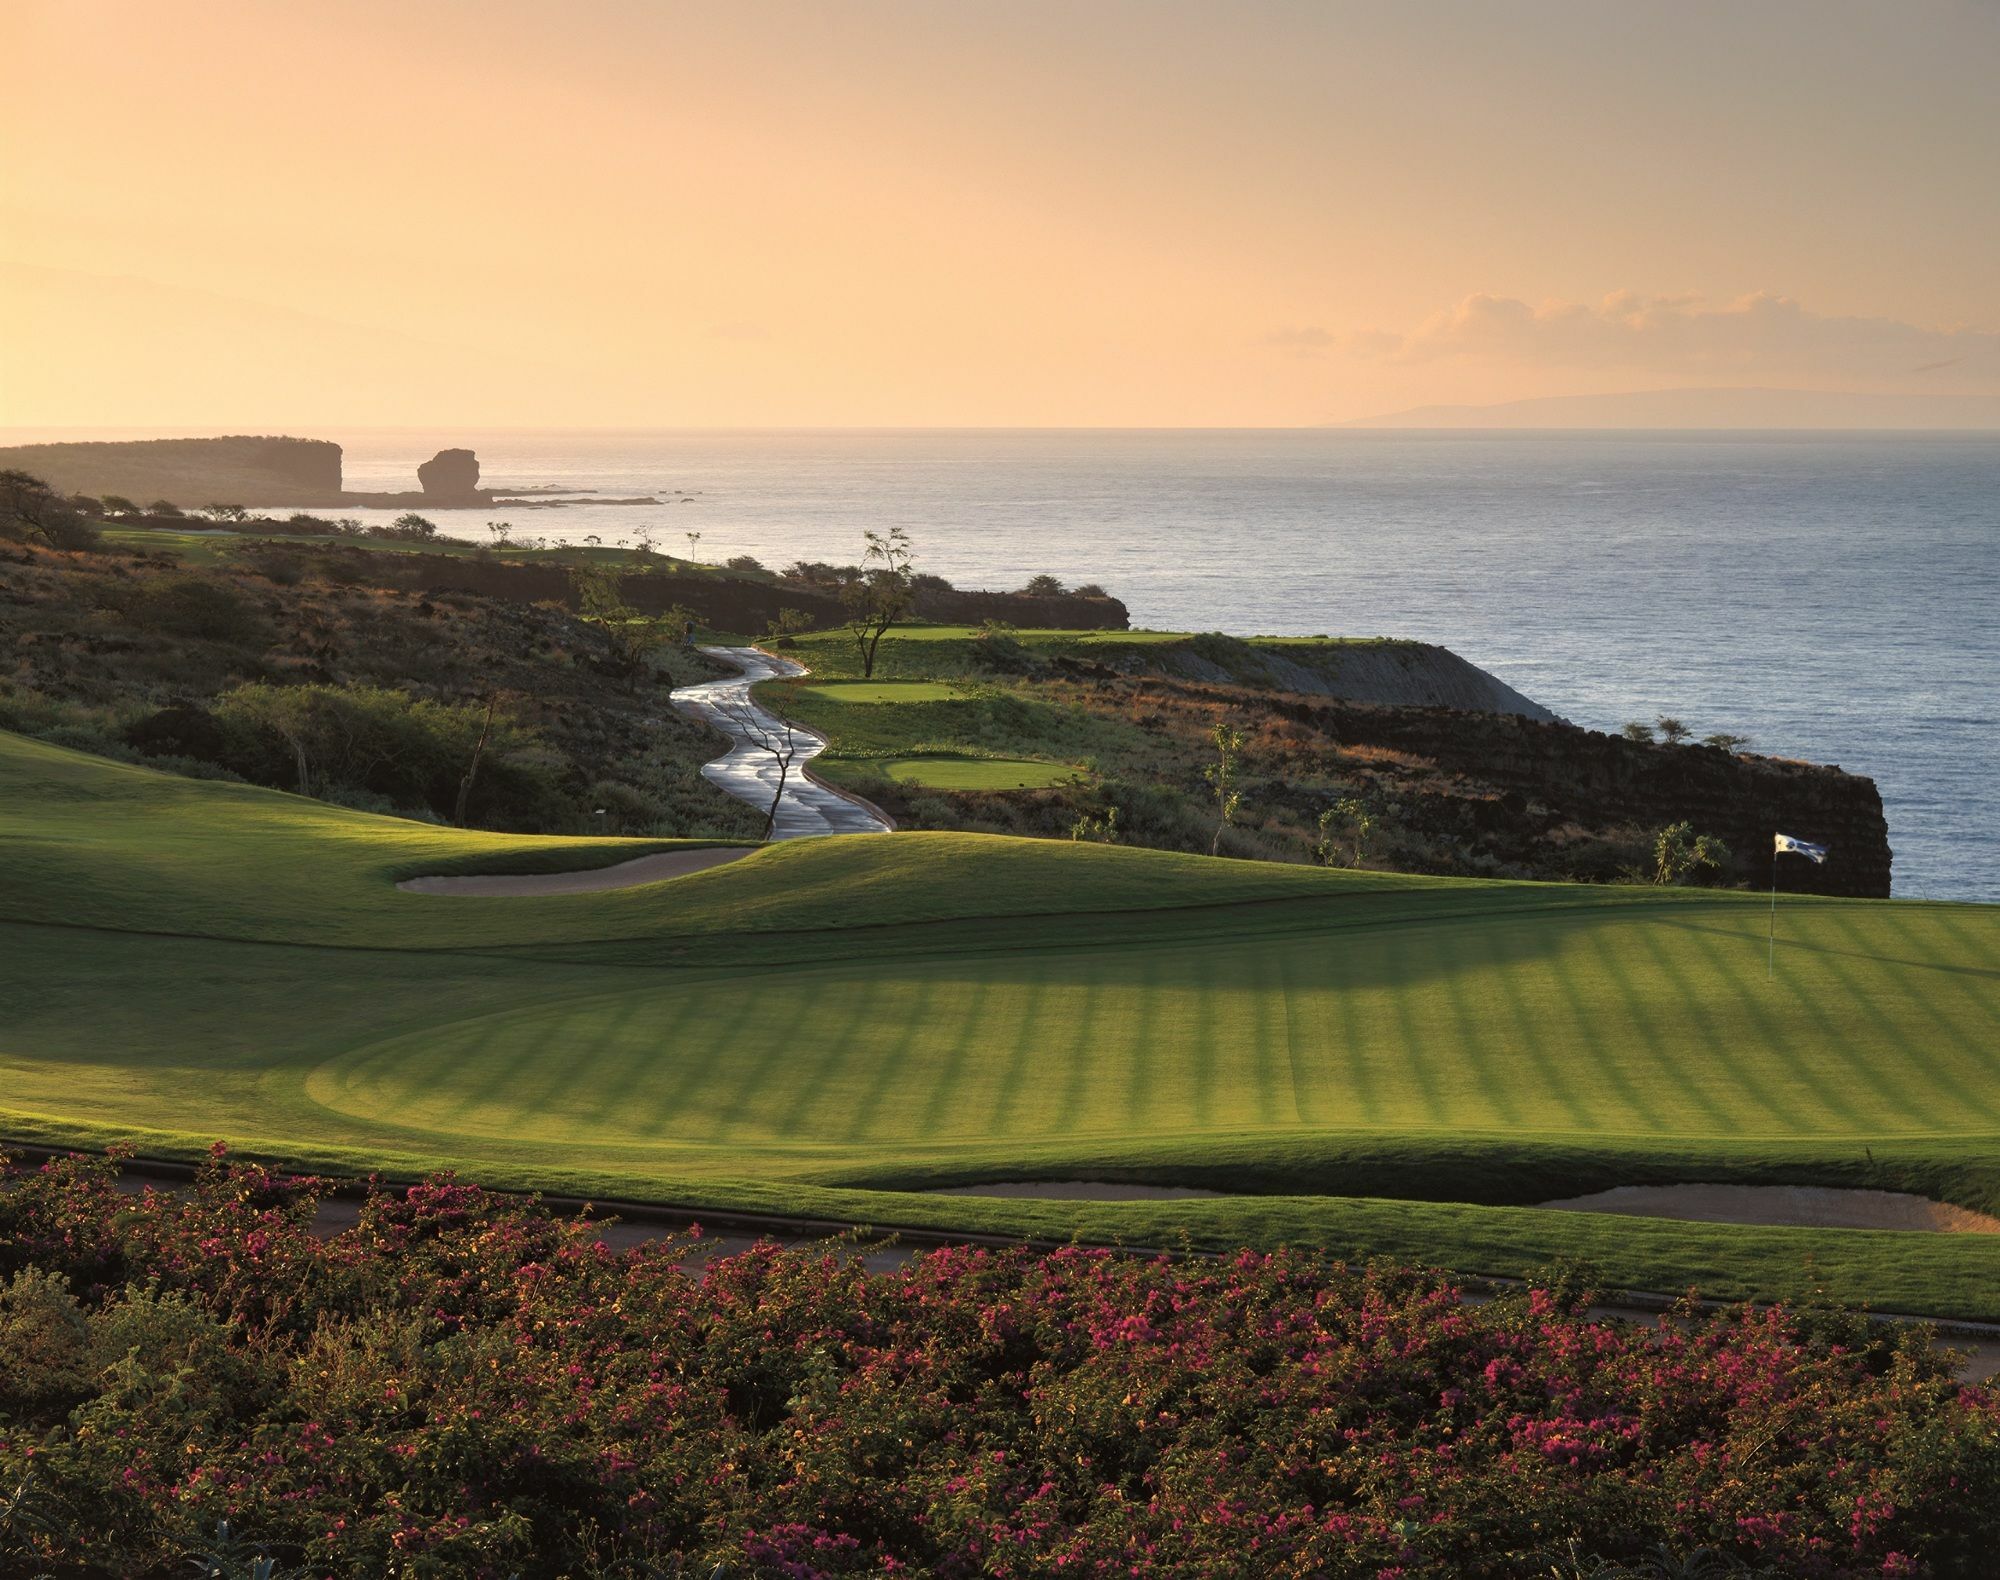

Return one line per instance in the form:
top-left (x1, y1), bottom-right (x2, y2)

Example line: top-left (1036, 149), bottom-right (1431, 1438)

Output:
top-left (5, 728), bottom-right (1999, 1318)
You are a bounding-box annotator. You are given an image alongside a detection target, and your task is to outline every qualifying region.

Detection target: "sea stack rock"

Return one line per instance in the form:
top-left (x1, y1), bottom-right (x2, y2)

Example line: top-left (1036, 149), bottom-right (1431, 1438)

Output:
top-left (417, 448), bottom-right (481, 497)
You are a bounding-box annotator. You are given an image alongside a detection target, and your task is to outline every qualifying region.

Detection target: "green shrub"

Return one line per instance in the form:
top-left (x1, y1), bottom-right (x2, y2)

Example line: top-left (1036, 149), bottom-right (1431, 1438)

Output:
top-left (2, 1151), bottom-right (1997, 1576)
top-left (109, 573), bottom-right (270, 645)
top-left (0, 1267), bottom-right (91, 1419)
top-left (215, 682), bottom-right (551, 824)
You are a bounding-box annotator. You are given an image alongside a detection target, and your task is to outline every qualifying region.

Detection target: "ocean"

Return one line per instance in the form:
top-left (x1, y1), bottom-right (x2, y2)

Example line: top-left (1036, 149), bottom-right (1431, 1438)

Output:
top-left (320, 429), bottom-right (1999, 902)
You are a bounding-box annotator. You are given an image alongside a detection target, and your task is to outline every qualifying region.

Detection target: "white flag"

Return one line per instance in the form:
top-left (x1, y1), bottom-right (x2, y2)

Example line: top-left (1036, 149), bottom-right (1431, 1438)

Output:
top-left (1774, 833), bottom-right (1828, 863)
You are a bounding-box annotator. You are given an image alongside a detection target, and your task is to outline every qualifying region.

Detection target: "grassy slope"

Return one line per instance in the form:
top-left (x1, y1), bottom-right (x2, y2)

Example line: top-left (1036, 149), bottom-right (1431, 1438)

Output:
top-left (6, 729), bottom-right (2000, 1317)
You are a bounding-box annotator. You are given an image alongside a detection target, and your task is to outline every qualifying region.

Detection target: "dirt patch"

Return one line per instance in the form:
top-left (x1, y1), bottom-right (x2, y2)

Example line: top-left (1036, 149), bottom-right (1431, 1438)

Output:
top-left (934, 1181), bottom-right (1225, 1202)
top-left (398, 846), bottom-right (749, 896)
top-left (1539, 1184), bottom-right (2000, 1234)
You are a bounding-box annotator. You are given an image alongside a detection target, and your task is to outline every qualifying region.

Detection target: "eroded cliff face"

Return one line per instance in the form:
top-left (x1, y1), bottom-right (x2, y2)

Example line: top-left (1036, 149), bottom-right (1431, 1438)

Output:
top-left (1251, 688), bottom-right (1891, 896)
top-left (1087, 634), bottom-right (1554, 720)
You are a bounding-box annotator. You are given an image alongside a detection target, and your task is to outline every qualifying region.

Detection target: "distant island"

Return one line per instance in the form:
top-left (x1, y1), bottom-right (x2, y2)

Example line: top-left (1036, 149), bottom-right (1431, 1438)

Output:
top-left (0, 434), bottom-right (657, 509)
top-left (1342, 387), bottom-right (2000, 430)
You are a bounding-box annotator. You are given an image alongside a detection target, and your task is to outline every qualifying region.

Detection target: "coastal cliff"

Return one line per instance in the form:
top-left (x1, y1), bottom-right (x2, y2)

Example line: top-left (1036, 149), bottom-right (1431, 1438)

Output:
top-left (861, 661), bottom-right (1892, 897)
top-left (1237, 683), bottom-right (1891, 896)
top-left (0, 437), bottom-right (650, 509)
top-left (0, 436), bottom-right (342, 506)
top-left (1071, 632), bottom-right (1554, 720)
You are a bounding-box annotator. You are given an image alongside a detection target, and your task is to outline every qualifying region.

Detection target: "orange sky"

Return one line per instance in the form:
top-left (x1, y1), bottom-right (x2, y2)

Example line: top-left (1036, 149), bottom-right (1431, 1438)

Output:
top-left (3, 0), bottom-right (1997, 427)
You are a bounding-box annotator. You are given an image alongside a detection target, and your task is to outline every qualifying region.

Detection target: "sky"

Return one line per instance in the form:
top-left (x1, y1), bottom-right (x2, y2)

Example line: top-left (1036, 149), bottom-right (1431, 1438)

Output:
top-left (3, 0), bottom-right (1998, 428)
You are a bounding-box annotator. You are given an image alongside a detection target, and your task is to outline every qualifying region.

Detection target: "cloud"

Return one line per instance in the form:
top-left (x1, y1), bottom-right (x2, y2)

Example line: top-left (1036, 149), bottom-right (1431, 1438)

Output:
top-left (1346, 291), bottom-right (2000, 390)
top-left (1260, 325), bottom-right (1337, 356)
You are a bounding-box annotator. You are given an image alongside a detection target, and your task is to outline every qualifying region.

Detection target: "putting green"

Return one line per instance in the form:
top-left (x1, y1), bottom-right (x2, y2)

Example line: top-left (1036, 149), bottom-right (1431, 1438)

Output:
top-left (791, 680), bottom-right (960, 704)
top-left (868, 754), bottom-right (1077, 790)
top-left (6, 728), bottom-right (2000, 1318)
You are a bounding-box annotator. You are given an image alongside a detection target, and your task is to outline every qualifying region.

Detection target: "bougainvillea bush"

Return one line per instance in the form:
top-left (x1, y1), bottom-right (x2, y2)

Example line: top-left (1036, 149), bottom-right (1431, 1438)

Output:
top-left (2, 1149), bottom-right (1997, 1578)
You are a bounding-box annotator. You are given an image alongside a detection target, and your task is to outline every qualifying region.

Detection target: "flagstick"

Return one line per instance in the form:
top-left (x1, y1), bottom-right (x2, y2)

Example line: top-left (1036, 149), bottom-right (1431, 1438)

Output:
top-left (1768, 848), bottom-right (1778, 980)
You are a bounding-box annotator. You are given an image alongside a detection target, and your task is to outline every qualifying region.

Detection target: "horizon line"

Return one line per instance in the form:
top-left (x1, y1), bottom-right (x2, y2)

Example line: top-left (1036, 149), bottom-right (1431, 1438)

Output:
top-left (7, 423), bottom-right (2000, 438)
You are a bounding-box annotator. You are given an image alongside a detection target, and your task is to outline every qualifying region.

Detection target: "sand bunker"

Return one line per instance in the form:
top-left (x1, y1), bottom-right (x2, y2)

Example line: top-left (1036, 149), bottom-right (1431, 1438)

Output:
top-left (1539, 1184), bottom-right (2000, 1234)
top-left (398, 847), bottom-right (749, 897)
top-left (936, 1181), bottom-right (1224, 1202)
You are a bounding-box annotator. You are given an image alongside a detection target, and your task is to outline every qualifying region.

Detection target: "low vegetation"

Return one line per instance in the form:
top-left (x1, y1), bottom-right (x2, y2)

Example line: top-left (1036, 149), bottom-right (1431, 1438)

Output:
top-left (3, 1150), bottom-right (1996, 1578)
top-left (0, 532), bottom-right (759, 838)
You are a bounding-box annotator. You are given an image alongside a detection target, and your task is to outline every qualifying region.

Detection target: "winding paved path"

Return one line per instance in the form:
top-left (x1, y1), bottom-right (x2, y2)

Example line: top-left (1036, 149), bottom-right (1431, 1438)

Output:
top-left (671, 646), bottom-right (893, 839)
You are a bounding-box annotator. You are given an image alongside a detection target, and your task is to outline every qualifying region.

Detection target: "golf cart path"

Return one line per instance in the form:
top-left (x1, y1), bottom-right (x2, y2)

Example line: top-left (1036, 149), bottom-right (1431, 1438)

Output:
top-left (672, 645), bottom-right (894, 839)
top-left (398, 647), bottom-right (888, 897)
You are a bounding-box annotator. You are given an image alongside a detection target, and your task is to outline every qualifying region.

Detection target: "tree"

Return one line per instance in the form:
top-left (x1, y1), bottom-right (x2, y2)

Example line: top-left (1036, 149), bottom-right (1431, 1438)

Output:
top-left (216, 684), bottom-right (319, 792)
top-left (202, 503), bottom-right (249, 523)
top-left (842, 527), bottom-right (915, 680)
top-left (486, 520), bottom-right (514, 547)
top-left (570, 561), bottom-right (665, 666)
top-left (713, 694), bottom-right (803, 840)
top-left (1703, 731), bottom-right (1752, 753)
top-left (100, 495), bottom-right (138, 516)
top-left (215, 683), bottom-right (530, 816)
top-left (391, 513), bottom-right (437, 539)
top-left (1313, 795), bottom-right (1378, 868)
top-left (1620, 721), bottom-right (1656, 744)
top-left (684, 530), bottom-right (703, 564)
top-left (147, 498), bottom-right (185, 518)
top-left (1205, 721), bottom-right (1245, 856)
top-left (1652, 821), bottom-right (1730, 886)
top-left (0, 470), bottom-right (99, 551)
top-left (1655, 716), bottom-right (1692, 745)
top-left (452, 694), bottom-right (501, 827)
top-left (762, 607), bottom-right (816, 648)
top-left (1021, 573), bottom-right (1066, 596)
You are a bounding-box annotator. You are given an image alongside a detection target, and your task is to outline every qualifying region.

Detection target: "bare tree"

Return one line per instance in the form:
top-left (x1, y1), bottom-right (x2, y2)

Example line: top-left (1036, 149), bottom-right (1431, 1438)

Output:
top-left (842, 527), bottom-right (915, 679)
top-left (453, 694), bottom-right (500, 827)
top-left (713, 695), bottom-right (804, 840)
top-left (1205, 721), bottom-right (1245, 857)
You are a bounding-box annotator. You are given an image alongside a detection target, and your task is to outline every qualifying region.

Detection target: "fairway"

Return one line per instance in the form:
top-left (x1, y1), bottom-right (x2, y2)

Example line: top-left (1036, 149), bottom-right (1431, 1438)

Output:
top-left (5, 728), bottom-right (2000, 1318)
